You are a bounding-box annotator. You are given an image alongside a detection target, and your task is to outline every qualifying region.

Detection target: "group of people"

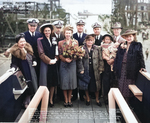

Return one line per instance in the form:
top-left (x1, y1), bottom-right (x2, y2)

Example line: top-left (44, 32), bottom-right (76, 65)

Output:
top-left (4, 18), bottom-right (146, 108)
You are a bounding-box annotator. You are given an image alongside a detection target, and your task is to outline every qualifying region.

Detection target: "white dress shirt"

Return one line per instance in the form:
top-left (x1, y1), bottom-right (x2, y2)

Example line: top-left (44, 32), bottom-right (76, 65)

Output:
top-left (29, 31), bottom-right (35, 36)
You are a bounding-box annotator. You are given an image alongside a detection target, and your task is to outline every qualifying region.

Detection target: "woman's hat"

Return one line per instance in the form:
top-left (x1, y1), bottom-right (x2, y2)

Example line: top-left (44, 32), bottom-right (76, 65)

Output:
top-left (121, 29), bottom-right (137, 36)
top-left (85, 34), bottom-right (96, 40)
top-left (102, 34), bottom-right (113, 41)
top-left (111, 22), bottom-right (123, 29)
top-left (83, 34), bottom-right (96, 44)
top-left (15, 33), bottom-right (25, 43)
top-left (39, 23), bottom-right (54, 33)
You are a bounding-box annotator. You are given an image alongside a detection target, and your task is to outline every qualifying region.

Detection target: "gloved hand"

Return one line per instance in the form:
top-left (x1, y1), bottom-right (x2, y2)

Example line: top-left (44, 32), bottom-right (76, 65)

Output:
top-left (32, 61), bottom-right (37, 66)
top-left (49, 58), bottom-right (57, 64)
top-left (6, 67), bottom-right (15, 73)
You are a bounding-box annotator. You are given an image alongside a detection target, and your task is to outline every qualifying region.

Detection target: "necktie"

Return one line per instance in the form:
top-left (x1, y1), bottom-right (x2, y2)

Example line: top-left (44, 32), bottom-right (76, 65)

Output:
top-left (32, 32), bottom-right (34, 37)
top-left (114, 36), bottom-right (117, 42)
top-left (79, 34), bottom-right (81, 39)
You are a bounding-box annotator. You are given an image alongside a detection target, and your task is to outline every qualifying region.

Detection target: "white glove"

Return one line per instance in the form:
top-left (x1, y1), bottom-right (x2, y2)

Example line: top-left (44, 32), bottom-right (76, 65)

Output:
top-left (54, 58), bottom-right (57, 61)
top-left (32, 61), bottom-right (37, 66)
top-left (50, 59), bottom-right (57, 64)
top-left (6, 67), bottom-right (15, 73)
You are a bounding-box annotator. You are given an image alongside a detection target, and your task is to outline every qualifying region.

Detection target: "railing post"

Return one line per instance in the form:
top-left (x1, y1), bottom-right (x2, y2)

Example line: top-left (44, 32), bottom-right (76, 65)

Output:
top-left (108, 88), bottom-right (116, 123)
top-left (109, 88), bottom-right (138, 123)
top-left (18, 86), bottom-right (49, 123)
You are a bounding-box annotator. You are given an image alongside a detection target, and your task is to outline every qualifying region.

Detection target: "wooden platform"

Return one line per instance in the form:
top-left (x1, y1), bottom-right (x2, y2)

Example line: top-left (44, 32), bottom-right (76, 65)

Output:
top-left (46, 98), bottom-right (109, 123)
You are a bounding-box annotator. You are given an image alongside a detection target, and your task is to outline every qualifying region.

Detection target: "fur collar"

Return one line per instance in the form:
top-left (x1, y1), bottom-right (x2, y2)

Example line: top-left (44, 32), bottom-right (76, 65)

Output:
top-left (5, 42), bottom-right (33, 60)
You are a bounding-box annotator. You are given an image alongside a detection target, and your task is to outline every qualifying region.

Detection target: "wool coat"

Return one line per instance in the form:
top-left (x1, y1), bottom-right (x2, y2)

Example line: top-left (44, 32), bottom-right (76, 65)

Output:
top-left (77, 44), bottom-right (104, 91)
top-left (5, 43), bottom-right (38, 93)
top-left (113, 41), bottom-right (145, 80)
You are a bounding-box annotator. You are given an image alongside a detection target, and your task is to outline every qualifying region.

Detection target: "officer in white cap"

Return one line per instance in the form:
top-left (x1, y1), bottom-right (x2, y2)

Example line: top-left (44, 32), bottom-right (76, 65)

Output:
top-left (92, 22), bottom-right (103, 46)
top-left (73, 20), bottom-right (87, 46)
top-left (72, 20), bottom-right (87, 101)
top-left (53, 20), bottom-right (64, 42)
top-left (24, 18), bottom-right (42, 83)
top-left (52, 20), bottom-right (65, 101)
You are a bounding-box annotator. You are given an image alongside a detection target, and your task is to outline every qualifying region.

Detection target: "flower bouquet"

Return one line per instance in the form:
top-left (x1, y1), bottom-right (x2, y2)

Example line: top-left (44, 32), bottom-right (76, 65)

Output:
top-left (62, 39), bottom-right (85, 59)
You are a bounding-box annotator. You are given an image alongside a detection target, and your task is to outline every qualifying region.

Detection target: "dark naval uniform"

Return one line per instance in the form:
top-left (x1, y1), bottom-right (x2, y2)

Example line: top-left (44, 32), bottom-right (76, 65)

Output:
top-left (95, 35), bottom-right (103, 46)
top-left (24, 18), bottom-right (42, 85)
top-left (72, 20), bottom-right (87, 101)
top-left (73, 33), bottom-right (87, 46)
top-left (52, 20), bottom-right (65, 101)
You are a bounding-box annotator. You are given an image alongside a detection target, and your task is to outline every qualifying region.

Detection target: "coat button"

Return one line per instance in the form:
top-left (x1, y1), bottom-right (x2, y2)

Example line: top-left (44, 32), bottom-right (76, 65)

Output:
top-left (89, 62), bottom-right (91, 64)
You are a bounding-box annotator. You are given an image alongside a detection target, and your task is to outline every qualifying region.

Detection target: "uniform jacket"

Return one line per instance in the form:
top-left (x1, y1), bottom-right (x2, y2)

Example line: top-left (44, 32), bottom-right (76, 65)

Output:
top-left (114, 41), bottom-right (145, 80)
top-left (73, 33), bottom-right (87, 46)
top-left (24, 31), bottom-right (42, 59)
top-left (77, 44), bottom-right (104, 91)
top-left (53, 32), bottom-right (64, 42)
top-left (95, 35), bottom-right (103, 46)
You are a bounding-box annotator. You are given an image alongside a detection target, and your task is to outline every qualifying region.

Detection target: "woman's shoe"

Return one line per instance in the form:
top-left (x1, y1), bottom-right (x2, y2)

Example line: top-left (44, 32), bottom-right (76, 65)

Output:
top-left (104, 99), bottom-right (108, 105)
top-left (86, 101), bottom-right (90, 106)
top-left (64, 102), bottom-right (68, 107)
top-left (96, 101), bottom-right (102, 107)
top-left (68, 102), bottom-right (73, 107)
top-left (49, 102), bottom-right (54, 107)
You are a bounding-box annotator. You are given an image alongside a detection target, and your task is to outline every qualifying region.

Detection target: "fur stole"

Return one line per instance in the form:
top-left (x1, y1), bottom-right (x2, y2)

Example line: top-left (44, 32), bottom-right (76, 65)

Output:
top-left (4, 42), bottom-right (33, 60)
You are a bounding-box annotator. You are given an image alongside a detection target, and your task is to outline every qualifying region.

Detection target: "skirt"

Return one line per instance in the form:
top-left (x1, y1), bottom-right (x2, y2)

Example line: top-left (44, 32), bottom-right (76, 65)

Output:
top-left (59, 60), bottom-right (77, 90)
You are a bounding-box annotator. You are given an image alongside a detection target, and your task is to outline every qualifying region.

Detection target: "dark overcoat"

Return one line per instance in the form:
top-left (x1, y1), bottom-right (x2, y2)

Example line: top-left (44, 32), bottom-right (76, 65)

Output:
top-left (9, 43), bottom-right (38, 93)
top-left (113, 41), bottom-right (145, 80)
top-left (24, 31), bottom-right (42, 82)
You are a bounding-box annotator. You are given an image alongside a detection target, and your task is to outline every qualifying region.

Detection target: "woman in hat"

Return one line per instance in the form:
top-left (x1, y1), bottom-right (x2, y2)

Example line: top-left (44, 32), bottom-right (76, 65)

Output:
top-left (37, 23), bottom-right (58, 107)
top-left (58, 25), bottom-right (78, 107)
top-left (4, 33), bottom-right (38, 108)
top-left (77, 34), bottom-right (104, 106)
top-left (113, 29), bottom-right (146, 103)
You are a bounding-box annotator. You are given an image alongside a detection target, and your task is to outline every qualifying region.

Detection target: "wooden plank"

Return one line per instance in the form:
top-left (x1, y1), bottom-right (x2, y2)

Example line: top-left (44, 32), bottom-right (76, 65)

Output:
top-left (109, 88), bottom-right (138, 123)
top-left (140, 71), bottom-right (150, 81)
top-left (18, 86), bottom-right (49, 123)
top-left (129, 85), bottom-right (143, 95)
top-left (129, 85), bottom-right (143, 101)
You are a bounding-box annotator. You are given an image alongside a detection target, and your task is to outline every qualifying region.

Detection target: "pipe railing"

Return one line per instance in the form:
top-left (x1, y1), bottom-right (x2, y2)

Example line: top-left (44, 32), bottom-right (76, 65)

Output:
top-left (0, 69), bottom-right (16, 84)
top-left (18, 86), bottom-right (49, 123)
top-left (109, 88), bottom-right (138, 123)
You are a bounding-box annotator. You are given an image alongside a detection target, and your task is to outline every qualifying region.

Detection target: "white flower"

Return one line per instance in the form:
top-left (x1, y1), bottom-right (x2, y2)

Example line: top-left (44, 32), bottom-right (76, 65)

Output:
top-left (52, 37), bottom-right (57, 45)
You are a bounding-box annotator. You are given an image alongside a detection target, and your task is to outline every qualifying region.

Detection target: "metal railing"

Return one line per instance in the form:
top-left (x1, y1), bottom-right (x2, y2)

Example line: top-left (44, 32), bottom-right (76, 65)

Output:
top-left (109, 88), bottom-right (138, 123)
top-left (18, 86), bottom-right (49, 123)
top-left (0, 69), bottom-right (15, 84)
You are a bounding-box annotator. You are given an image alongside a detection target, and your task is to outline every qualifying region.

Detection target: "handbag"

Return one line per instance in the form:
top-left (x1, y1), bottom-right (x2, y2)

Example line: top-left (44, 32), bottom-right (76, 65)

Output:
top-left (77, 72), bottom-right (91, 84)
